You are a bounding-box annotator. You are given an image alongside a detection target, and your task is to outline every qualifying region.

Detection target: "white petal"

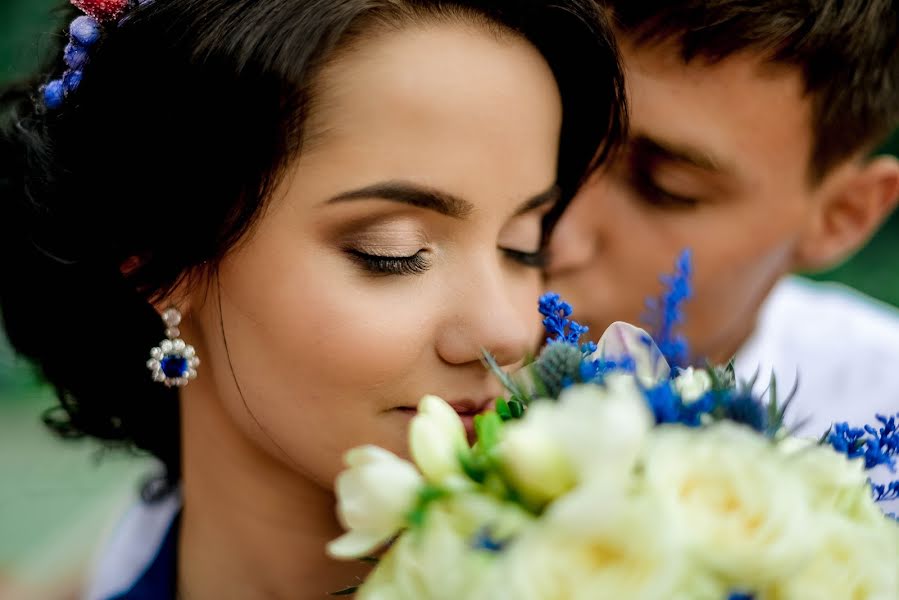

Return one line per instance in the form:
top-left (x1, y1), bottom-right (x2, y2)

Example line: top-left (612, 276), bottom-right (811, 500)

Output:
top-left (593, 321), bottom-right (670, 386)
top-left (410, 395), bottom-right (468, 484)
top-left (326, 530), bottom-right (389, 559)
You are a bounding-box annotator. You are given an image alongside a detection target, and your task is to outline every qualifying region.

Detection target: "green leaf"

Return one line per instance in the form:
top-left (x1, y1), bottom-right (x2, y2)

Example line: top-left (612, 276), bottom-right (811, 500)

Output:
top-left (407, 485), bottom-right (448, 528)
top-left (743, 367), bottom-right (761, 394)
top-left (725, 357), bottom-right (736, 380)
top-left (482, 349), bottom-right (533, 409)
top-left (460, 450), bottom-right (488, 483)
top-left (767, 373), bottom-right (802, 437)
top-left (705, 360), bottom-right (736, 394)
top-left (509, 400), bottom-right (524, 419)
top-left (496, 397), bottom-right (512, 420)
top-left (474, 411), bottom-right (503, 453)
top-left (767, 372), bottom-right (779, 428)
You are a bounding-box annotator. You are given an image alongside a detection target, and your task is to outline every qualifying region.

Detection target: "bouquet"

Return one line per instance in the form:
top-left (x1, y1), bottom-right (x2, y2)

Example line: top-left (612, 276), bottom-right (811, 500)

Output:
top-left (327, 252), bottom-right (899, 599)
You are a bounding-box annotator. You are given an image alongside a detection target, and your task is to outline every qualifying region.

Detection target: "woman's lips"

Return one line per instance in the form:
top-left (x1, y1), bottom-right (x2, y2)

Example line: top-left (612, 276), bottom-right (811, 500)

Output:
top-left (394, 398), bottom-right (495, 441)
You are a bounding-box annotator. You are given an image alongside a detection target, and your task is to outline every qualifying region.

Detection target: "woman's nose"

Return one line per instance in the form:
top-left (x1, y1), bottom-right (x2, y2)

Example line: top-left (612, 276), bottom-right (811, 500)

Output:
top-left (435, 264), bottom-right (538, 368)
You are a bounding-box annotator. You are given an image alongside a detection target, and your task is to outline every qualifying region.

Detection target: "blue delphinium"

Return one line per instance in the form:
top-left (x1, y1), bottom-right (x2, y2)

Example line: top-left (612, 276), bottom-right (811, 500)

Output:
top-left (579, 355), bottom-right (636, 385)
top-left (642, 382), bottom-right (683, 424)
top-left (538, 292), bottom-right (592, 353)
top-left (871, 480), bottom-right (899, 503)
top-left (644, 249), bottom-right (693, 367)
top-left (826, 413), bottom-right (899, 472)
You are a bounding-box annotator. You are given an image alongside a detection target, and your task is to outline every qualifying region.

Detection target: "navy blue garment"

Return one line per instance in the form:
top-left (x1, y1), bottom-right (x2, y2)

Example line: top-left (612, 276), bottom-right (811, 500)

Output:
top-left (106, 513), bottom-right (179, 600)
top-left (85, 489), bottom-right (181, 600)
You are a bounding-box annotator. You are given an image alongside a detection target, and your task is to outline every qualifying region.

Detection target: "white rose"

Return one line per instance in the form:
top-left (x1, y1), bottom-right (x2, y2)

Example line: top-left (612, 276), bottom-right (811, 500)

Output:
top-left (555, 379), bottom-right (652, 481)
top-left (327, 445), bottom-right (423, 559)
top-left (593, 321), bottom-right (670, 387)
top-left (770, 515), bottom-right (899, 600)
top-left (409, 395), bottom-right (471, 489)
top-left (474, 492), bottom-right (685, 600)
top-left (779, 436), bottom-right (884, 525)
top-left (642, 423), bottom-right (817, 588)
top-left (673, 367), bottom-right (713, 403)
top-left (498, 381), bottom-right (652, 508)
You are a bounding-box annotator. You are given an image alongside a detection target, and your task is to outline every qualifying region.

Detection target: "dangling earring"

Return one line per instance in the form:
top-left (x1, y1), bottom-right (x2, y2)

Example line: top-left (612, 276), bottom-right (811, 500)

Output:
top-left (147, 308), bottom-right (200, 387)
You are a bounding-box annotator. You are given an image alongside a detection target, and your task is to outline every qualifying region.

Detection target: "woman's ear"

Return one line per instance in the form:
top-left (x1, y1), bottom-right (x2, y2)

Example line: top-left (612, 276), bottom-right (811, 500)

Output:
top-left (794, 155), bottom-right (899, 271)
top-left (121, 256), bottom-right (209, 319)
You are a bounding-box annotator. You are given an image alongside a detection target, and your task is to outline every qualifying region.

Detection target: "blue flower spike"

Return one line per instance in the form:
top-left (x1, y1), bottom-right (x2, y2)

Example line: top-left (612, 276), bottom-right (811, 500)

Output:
top-left (645, 249), bottom-right (693, 367)
top-left (827, 413), bottom-right (899, 472)
top-left (538, 292), bottom-right (590, 348)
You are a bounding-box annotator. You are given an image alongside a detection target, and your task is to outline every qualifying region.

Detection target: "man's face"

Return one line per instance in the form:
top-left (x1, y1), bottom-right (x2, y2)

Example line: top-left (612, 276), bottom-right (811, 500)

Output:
top-left (546, 42), bottom-right (821, 361)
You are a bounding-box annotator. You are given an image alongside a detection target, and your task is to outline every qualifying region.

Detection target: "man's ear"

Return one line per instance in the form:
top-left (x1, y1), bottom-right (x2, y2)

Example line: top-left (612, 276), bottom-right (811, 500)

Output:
top-left (794, 155), bottom-right (899, 272)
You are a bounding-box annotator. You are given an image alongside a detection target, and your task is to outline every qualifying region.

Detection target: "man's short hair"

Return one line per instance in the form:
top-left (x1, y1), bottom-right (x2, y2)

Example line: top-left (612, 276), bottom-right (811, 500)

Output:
top-left (604, 0), bottom-right (899, 181)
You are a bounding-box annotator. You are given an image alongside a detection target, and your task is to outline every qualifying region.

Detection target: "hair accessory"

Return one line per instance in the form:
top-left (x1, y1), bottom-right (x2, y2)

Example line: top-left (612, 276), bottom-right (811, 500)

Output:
top-left (71, 0), bottom-right (131, 23)
top-left (41, 0), bottom-right (136, 109)
top-left (146, 308), bottom-right (201, 388)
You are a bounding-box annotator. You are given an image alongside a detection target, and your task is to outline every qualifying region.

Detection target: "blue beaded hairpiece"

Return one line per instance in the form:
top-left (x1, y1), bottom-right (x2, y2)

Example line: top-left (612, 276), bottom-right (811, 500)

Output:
top-left (42, 0), bottom-right (146, 110)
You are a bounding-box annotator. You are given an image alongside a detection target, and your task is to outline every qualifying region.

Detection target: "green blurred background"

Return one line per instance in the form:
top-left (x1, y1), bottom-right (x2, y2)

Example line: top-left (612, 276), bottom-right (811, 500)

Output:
top-left (1, 1), bottom-right (898, 598)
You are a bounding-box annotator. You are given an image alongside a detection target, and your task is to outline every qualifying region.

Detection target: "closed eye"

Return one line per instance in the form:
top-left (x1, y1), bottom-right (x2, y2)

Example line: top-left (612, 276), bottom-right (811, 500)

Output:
top-left (631, 168), bottom-right (698, 208)
top-left (346, 249), bottom-right (430, 276)
top-left (501, 247), bottom-right (547, 268)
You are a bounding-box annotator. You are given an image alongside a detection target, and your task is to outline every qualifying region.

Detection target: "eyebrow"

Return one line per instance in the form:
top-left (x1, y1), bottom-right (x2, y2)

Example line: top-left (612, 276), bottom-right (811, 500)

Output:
top-left (515, 184), bottom-right (561, 216)
top-left (630, 134), bottom-right (733, 175)
top-left (327, 180), bottom-right (560, 219)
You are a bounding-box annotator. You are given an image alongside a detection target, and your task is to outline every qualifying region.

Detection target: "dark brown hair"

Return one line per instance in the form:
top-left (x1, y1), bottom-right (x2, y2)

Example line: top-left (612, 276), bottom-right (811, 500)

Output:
top-left (0, 0), bottom-right (625, 480)
top-left (604, 0), bottom-right (899, 180)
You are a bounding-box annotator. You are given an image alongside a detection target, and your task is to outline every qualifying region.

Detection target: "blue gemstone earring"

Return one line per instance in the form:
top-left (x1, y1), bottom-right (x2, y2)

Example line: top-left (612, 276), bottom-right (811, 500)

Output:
top-left (146, 308), bottom-right (200, 387)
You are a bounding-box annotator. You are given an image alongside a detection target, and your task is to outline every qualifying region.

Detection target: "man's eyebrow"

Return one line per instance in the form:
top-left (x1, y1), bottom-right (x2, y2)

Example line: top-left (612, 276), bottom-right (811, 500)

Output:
top-left (630, 134), bottom-right (733, 174)
top-left (514, 184), bottom-right (561, 216)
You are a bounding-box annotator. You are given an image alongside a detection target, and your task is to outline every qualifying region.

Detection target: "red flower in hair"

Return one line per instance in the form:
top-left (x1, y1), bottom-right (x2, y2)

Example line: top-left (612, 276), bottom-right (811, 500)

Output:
top-left (71, 0), bottom-right (130, 23)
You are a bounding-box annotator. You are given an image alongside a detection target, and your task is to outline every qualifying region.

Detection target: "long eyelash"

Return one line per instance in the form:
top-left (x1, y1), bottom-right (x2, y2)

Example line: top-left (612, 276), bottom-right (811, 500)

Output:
top-left (347, 249), bottom-right (430, 276)
top-left (502, 248), bottom-right (547, 269)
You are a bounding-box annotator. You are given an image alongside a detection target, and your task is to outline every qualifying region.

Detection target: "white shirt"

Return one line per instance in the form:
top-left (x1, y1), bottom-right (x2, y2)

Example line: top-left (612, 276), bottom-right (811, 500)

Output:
top-left (737, 276), bottom-right (899, 436)
top-left (737, 276), bottom-right (899, 513)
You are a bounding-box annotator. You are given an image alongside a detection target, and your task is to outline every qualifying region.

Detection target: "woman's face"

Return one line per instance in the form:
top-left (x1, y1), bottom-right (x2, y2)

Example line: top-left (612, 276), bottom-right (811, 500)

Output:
top-left (182, 23), bottom-right (563, 488)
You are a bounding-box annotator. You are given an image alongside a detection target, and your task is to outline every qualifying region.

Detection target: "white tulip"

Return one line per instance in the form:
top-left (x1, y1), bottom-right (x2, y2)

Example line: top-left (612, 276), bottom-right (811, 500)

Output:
top-left (409, 395), bottom-right (471, 488)
top-left (328, 445), bottom-right (423, 559)
top-left (500, 401), bottom-right (579, 506)
top-left (593, 321), bottom-right (670, 387)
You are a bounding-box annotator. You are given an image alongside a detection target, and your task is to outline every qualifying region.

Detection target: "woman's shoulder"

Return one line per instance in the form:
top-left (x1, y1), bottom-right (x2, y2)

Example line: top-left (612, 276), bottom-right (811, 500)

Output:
top-left (83, 487), bottom-right (181, 600)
